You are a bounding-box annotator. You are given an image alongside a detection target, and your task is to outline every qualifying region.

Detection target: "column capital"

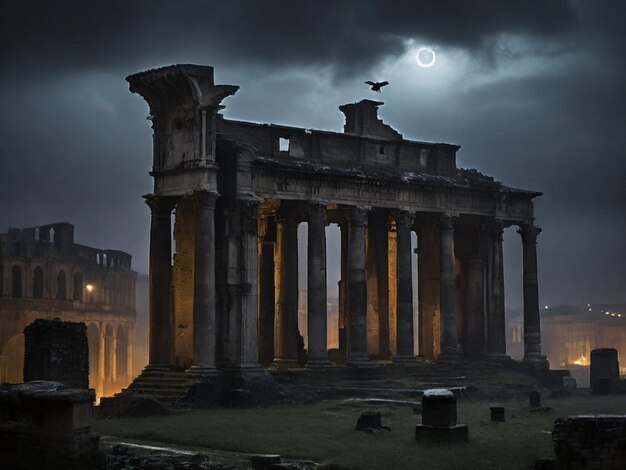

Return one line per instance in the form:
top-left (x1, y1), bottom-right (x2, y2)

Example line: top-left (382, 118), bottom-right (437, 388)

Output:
top-left (440, 214), bottom-right (455, 231)
top-left (193, 190), bottom-right (218, 209)
top-left (143, 194), bottom-right (178, 215)
top-left (308, 202), bottom-right (326, 218)
top-left (393, 210), bottom-right (412, 229)
top-left (349, 206), bottom-right (368, 227)
top-left (517, 224), bottom-right (542, 245)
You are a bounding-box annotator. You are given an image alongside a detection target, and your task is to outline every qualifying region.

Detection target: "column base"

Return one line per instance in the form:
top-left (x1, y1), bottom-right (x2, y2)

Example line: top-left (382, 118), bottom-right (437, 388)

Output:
top-left (144, 364), bottom-right (174, 372)
top-left (268, 358), bottom-right (300, 371)
top-left (523, 354), bottom-right (549, 370)
top-left (187, 365), bottom-right (220, 377)
top-left (437, 353), bottom-right (462, 364)
top-left (392, 355), bottom-right (419, 364)
top-left (306, 359), bottom-right (333, 368)
top-left (346, 354), bottom-right (373, 367)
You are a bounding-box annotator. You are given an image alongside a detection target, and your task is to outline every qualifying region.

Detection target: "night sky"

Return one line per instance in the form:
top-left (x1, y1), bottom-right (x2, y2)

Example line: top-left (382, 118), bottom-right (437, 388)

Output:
top-left (1, 1), bottom-right (624, 309)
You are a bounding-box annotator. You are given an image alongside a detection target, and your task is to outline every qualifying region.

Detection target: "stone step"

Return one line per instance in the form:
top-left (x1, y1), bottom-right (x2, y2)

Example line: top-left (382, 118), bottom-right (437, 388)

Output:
top-left (128, 378), bottom-right (195, 387)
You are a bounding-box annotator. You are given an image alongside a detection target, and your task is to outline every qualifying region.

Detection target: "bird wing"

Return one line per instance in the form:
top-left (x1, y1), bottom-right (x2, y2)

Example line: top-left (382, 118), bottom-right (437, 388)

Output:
top-left (365, 81), bottom-right (375, 86)
top-left (379, 81), bottom-right (389, 87)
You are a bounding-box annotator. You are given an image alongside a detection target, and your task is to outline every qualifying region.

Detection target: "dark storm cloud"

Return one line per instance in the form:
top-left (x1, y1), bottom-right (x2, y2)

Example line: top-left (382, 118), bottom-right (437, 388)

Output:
top-left (1, 0), bottom-right (624, 307)
top-left (1, 0), bottom-right (577, 81)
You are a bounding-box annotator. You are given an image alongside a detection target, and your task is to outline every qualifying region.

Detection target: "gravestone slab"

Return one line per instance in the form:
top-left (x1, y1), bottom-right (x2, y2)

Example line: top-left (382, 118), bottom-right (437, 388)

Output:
top-left (590, 348), bottom-right (619, 395)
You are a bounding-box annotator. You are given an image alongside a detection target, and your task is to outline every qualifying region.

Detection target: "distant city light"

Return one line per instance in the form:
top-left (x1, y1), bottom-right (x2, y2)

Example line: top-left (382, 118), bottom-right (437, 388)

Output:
top-left (588, 308), bottom-right (592, 311)
top-left (611, 313), bottom-right (616, 317)
top-left (544, 305), bottom-right (549, 309)
top-left (587, 303), bottom-right (591, 307)
top-left (619, 314), bottom-right (622, 318)
top-left (85, 284), bottom-right (94, 293)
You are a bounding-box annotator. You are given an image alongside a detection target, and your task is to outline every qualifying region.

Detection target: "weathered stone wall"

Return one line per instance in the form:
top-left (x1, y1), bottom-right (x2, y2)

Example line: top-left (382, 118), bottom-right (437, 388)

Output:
top-left (553, 415), bottom-right (626, 469)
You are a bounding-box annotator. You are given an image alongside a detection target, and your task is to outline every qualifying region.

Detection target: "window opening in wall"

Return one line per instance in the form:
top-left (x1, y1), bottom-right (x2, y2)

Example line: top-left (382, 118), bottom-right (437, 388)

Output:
top-left (73, 272), bottom-right (84, 301)
top-left (11, 265), bottom-right (22, 298)
top-left (34, 227), bottom-right (39, 241)
top-left (103, 253), bottom-right (108, 267)
top-left (57, 270), bottom-right (67, 300)
top-left (33, 267), bottom-right (44, 299)
top-left (49, 228), bottom-right (55, 243)
top-left (279, 137), bottom-right (290, 152)
top-left (97, 253), bottom-right (101, 265)
top-left (379, 145), bottom-right (385, 155)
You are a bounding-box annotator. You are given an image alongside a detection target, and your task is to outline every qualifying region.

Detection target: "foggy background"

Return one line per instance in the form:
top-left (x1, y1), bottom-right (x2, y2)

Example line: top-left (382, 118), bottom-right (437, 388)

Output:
top-left (1, 0), bottom-right (624, 310)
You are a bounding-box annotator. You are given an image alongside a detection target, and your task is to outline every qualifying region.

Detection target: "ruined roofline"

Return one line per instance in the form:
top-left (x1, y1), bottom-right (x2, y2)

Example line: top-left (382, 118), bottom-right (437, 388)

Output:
top-left (126, 63), bottom-right (215, 86)
top-left (219, 116), bottom-right (461, 150)
top-left (73, 243), bottom-right (133, 260)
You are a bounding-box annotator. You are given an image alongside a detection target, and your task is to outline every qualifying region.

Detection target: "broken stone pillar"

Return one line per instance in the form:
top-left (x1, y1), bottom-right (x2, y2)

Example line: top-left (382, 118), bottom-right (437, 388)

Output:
top-left (189, 191), bottom-right (218, 376)
top-left (415, 388), bottom-right (468, 442)
top-left (393, 210), bottom-right (415, 363)
top-left (145, 195), bottom-right (177, 368)
top-left (590, 348), bottom-right (619, 394)
top-left (347, 206), bottom-right (370, 366)
top-left (23, 318), bottom-right (89, 389)
top-left (439, 215), bottom-right (459, 359)
top-left (272, 204), bottom-right (299, 367)
top-left (518, 224), bottom-right (548, 368)
top-left (307, 203), bottom-right (331, 367)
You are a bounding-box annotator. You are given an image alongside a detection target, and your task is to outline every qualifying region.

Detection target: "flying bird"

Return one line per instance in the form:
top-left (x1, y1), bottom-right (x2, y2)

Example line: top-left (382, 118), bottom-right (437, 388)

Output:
top-left (365, 81), bottom-right (389, 92)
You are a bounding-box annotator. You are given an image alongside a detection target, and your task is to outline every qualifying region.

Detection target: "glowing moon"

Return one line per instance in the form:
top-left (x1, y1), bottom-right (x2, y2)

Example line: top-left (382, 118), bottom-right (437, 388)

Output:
top-left (416, 47), bottom-right (436, 68)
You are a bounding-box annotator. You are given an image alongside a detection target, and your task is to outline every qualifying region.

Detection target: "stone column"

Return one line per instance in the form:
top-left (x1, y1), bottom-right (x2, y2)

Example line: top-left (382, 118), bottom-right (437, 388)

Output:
top-left (110, 328), bottom-right (117, 383)
top-left (347, 206), bottom-right (369, 366)
top-left (189, 191), bottom-right (219, 376)
top-left (145, 195), bottom-right (176, 368)
top-left (238, 199), bottom-right (261, 367)
top-left (272, 206), bottom-right (299, 367)
top-left (126, 324), bottom-right (134, 382)
top-left (393, 211), bottom-right (415, 362)
top-left (439, 215), bottom-right (459, 358)
top-left (518, 224), bottom-right (547, 366)
top-left (258, 218), bottom-right (276, 366)
top-left (307, 203), bottom-right (331, 367)
top-left (338, 223), bottom-right (348, 359)
top-left (487, 220), bottom-right (507, 357)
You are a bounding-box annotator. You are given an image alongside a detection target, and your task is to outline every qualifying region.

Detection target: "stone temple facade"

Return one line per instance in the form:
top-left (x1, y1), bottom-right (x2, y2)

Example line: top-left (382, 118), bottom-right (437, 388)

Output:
top-left (0, 222), bottom-right (137, 398)
top-left (127, 64), bottom-right (548, 384)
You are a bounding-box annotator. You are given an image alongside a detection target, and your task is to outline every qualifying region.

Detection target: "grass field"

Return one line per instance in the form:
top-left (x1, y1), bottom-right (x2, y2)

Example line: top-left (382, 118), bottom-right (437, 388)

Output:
top-left (94, 390), bottom-right (626, 469)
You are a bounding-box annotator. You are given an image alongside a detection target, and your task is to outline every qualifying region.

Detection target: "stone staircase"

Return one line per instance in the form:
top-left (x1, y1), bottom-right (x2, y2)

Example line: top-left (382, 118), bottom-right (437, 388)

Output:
top-left (122, 368), bottom-right (197, 403)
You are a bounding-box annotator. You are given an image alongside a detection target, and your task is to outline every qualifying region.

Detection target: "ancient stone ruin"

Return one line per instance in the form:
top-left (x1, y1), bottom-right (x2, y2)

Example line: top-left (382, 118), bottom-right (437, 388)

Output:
top-left (23, 318), bottom-right (89, 389)
top-left (123, 64), bottom-right (549, 400)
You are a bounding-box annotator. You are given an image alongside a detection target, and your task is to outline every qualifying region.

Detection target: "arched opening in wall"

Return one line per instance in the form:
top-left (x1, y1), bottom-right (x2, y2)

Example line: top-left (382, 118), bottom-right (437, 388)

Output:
top-left (11, 265), bottom-right (22, 298)
top-left (326, 224), bottom-right (341, 353)
top-left (297, 222), bottom-right (308, 354)
top-left (73, 272), bottom-right (84, 301)
top-left (103, 253), bottom-right (108, 267)
top-left (34, 227), bottom-right (39, 241)
top-left (116, 325), bottom-right (127, 386)
top-left (1, 334), bottom-right (25, 383)
top-left (57, 270), bottom-right (67, 300)
top-left (86, 323), bottom-right (100, 392)
top-left (49, 228), bottom-right (55, 244)
top-left (503, 227), bottom-right (523, 360)
top-left (97, 253), bottom-right (101, 265)
top-left (33, 266), bottom-right (44, 298)
top-left (104, 324), bottom-right (113, 396)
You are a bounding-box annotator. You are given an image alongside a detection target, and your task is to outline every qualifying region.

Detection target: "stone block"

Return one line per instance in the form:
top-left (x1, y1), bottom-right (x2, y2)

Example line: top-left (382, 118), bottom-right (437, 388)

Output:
top-left (530, 390), bottom-right (541, 408)
top-left (356, 411), bottom-right (382, 430)
top-left (422, 388), bottom-right (457, 427)
top-left (490, 406), bottom-right (505, 422)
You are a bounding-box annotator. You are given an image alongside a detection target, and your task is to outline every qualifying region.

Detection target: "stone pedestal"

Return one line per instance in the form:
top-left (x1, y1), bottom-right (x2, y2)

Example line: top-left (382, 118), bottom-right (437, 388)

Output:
top-left (490, 406), bottom-right (505, 422)
top-left (590, 348), bottom-right (620, 394)
top-left (415, 388), bottom-right (468, 443)
top-left (529, 390), bottom-right (541, 408)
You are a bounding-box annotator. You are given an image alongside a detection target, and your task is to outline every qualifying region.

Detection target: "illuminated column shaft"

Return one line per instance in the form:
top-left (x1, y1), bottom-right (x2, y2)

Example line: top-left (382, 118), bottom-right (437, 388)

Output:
top-left (347, 206), bottom-right (369, 366)
top-left (393, 210), bottom-right (415, 362)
